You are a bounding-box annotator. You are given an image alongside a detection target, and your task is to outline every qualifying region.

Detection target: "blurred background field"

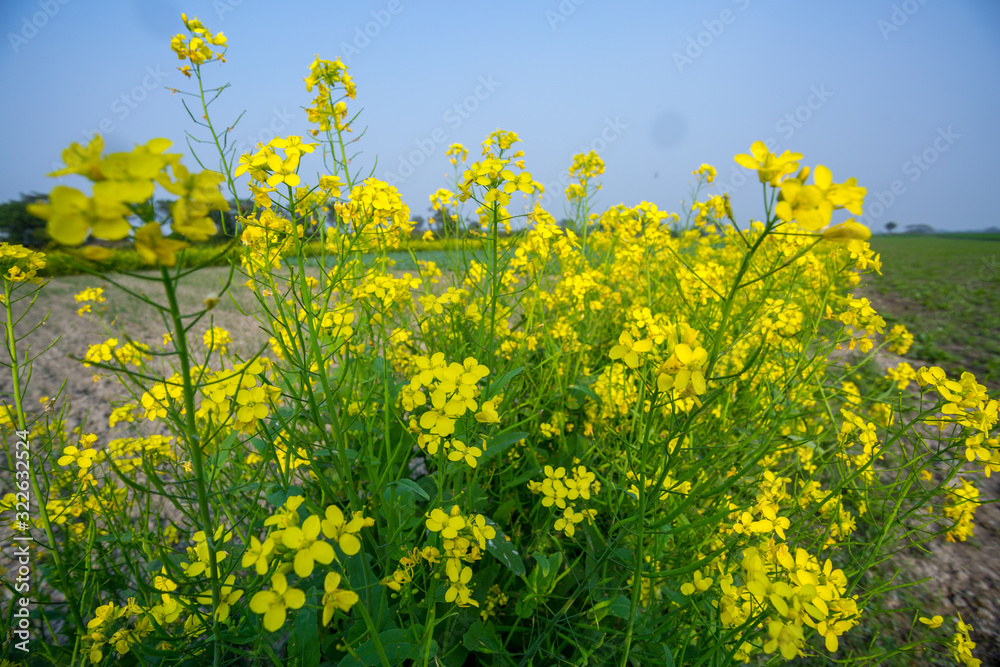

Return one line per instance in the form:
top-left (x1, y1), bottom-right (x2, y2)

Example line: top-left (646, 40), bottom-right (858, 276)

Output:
top-left (865, 233), bottom-right (1000, 389)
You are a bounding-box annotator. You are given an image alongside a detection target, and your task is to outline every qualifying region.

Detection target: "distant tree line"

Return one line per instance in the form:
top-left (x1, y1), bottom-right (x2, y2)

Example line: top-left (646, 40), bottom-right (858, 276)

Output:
top-left (0, 193), bottom-right (257, 248)
top-left (0, 193), bottom-right (563, 248)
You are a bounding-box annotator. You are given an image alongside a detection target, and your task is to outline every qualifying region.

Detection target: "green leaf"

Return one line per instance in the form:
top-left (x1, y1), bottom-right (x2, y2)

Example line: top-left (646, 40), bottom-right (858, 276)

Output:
top-left (569, 383), bottom-right (601, 405)
top-left (337, 629), bottom-right (434, 667)
top-left (211, 430), bottom-right (239, 469)
top-left (661, 643), bottom-right (676, 667)
top-left (463, 620), bottom-right (502, 654)
top-left (482, 517), bottom-right (525, 576)
top-left (479, 430), bottom-right (528, 464)
top-left (604, 595), bottom-right (632, 620)
top-left (488, 365), bottom-right (524, 396)
top-left (532, 553), bottom-right (552, 579)
top-left (265, 484), bottom-right (300, 508)
top-left (387, 478), bottom-right (430, 502)
top-left (289, 601), bottom-right (320, 667)
top-left (493, 498), bottom-right (516, 524)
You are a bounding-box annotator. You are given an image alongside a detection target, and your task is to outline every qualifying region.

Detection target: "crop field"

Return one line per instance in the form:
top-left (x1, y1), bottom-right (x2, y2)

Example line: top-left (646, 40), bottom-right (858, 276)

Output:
top-left (0, 11), bottom-right (998, 667)
top-left (865, 235), bottom-right (1000, 390)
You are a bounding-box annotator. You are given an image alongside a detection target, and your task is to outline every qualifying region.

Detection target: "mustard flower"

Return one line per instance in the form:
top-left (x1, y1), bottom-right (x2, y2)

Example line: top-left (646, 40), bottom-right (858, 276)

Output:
top-left (134, 222), bottom-right (189, 267)
top-left (322, 572), bottom-right (359, 626)
top-left (282, 514), bottom-right (335, 577)
top-left (609, 331), bottom-right (653, 369)
top-left (321, 505), bottom-right (365, 555)
top-left (250, 573), bottom-right (305, 632)
top-left (734, 141), bottom-right (802, 186)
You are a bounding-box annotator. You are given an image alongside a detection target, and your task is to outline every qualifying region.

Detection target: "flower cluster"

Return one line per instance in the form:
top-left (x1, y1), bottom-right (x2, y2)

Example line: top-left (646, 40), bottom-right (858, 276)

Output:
top-left (198, 359), bottom-right (279, 435)
top-left (0, 243), bottom-right (45, 283)
top-left (243, 498), bottom-right (367, 630)
top-left (446, 142), bottom-right (468, 166)
top-left (203, 326), bottom-right (232, 356)
top-left (235, 136), bottom-right (317, 190)
top-left (401, 353), bottom-right (491, 438)
top-left (566, 150), bottom-right (605, 201)
top-left (527, 465), bottom-right (599, 537)
top-left (28, 134), bottom-right (228, 258)
top-left (304, 56), bottom-right (356, 136)
top-left (943, 478), bottom-right (980, 543)
top-left (383, 506), bottom-right (497, 608)
top-left (885, 323), bottom-right (914, 355)
top-left (240, 209), bottom-right (301, 279)
top-left (170, 13), bottom-right (227, 75)
top-left (706, 545), bottom-right (860, 660)
top-left (692, 162), bottom-right (717, 183)
top-left (331, 178), bottom-right (413, 252)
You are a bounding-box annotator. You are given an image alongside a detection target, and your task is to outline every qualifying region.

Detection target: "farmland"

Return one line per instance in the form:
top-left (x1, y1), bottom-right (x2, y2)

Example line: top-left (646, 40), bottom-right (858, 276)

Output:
top-left (865, 233), bottom-right (1000, 389)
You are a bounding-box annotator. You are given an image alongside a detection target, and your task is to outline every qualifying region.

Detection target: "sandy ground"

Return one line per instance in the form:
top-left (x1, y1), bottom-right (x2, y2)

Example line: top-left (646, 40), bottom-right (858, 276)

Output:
top-left (1, 267), bottom-right (273, 436)
top-left (866, 352), bottom-right (1000, 665)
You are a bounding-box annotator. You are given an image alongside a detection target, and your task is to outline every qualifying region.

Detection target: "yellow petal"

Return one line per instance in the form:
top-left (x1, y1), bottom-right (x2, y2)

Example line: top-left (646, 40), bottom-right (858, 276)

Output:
top-left (263, 604), bottom-right (286, 632)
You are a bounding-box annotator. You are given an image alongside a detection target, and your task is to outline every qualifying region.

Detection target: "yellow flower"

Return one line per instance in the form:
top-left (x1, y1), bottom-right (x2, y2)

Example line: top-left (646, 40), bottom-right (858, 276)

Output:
top-left (445, 143), bottom-right (468, 166)
top-left (196, 574), bottom-right (243, 622)
top-left (203, 327), bottom-right (232, 355)
top-left (680, 570), bottom-right (713, 596)
top-left (321, 572), bottom-right (359, 626)
top-left (426, 506), bottom-right (466, 539)
top-left (447, 439), bottom-right (483, 468)
top-left (49, 135), bottom-right (104, 179)
top-left (821, 219), bottom-right (871, 253)
top-left (134, 223), bottom-right (189, 267)
top-left (692, 163), bottom-right (717, 183)
top-left (475, 397), bottom-right (501, 424)
top-left (281, 514), bottom-right (335, 577)
top-left (609, 331), bottom-right (653, 369)
top-left (734, 141), bottom-right (802, 186)
top-left (249, 573), bottom-right (305, 632)
top-left (950, 613), bottom-right (980, 667)
top-left (919, 614), bottom-right (944, 629)
top-left (160, 163), bottom-right (228, 241)
top-left (672, 344), bottom-right (708, 395)
top-left (320, 505), bottom-right (365, 555)
top-left (74, 287), bottom-right (106, 317)
top-left (28, 186), bottom-right (131, 246)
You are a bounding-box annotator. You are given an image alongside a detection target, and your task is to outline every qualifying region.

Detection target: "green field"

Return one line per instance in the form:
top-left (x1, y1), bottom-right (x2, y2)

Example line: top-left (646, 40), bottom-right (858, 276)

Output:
top-left (866, 234), bottom-right (1000, 388)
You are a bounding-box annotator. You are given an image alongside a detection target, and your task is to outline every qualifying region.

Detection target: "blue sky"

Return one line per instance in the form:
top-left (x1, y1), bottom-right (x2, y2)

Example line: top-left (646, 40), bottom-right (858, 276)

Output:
top-left (2, 0), bottom-right (998, 232)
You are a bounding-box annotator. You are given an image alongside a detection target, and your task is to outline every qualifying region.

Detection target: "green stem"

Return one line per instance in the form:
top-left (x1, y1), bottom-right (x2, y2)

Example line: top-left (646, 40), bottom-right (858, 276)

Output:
top-left (3, 280), bottom-right (85, 635)
top-left (160, 267), bottom-right (223, 665)
top-left (196, 65), bottom-right (244, 217)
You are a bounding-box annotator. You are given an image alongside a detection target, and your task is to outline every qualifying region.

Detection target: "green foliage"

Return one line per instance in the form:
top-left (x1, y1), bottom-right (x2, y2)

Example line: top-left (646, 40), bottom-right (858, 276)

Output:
top-left (0, 192), bottom-right (50, 247)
